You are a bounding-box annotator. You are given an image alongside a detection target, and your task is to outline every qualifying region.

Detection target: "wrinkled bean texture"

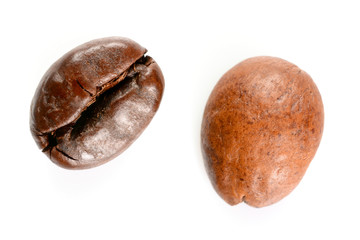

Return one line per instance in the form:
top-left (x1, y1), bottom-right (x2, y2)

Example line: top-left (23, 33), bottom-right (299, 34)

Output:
top-left (201, 56), bottom-right (324, 207)
top-left (30, 37), bottom-right (164, 169)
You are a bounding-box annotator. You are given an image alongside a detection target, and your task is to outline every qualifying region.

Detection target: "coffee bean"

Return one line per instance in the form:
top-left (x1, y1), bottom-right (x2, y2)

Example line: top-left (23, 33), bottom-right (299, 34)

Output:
top-left (201, 56), bottom-right (324, 207)
top-left (30, 37), bottom-right (164, 169)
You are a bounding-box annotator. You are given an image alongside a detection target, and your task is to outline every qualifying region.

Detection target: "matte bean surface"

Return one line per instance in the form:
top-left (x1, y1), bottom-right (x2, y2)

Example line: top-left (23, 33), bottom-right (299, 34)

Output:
top-left (201, 56), bottom-right (324, 207)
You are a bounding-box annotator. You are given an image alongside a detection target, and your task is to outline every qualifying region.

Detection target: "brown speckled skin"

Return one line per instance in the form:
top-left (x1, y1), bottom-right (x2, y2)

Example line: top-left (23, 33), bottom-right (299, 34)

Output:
top-left (30, 37), bottom-right (164, 169)
top-left (201, 56), bottom-right (324, 207)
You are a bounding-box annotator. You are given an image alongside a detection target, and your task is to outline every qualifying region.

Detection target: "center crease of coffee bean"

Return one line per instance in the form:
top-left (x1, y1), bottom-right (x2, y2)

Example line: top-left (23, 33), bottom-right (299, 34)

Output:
top-left (41, 55), bottom-right (152, 160)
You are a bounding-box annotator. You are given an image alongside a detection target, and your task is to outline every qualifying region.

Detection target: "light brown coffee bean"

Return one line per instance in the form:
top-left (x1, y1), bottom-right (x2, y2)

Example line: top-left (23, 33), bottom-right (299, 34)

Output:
top-left (201, 56), bottom-right (324, 207)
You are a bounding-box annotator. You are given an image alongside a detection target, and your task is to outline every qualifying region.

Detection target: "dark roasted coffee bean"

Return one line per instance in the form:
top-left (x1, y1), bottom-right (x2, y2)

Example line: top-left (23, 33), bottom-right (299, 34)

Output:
top-left (30, 37), bottom-right (164, 169)
top-left (201, 56), bottom-right (324, 207)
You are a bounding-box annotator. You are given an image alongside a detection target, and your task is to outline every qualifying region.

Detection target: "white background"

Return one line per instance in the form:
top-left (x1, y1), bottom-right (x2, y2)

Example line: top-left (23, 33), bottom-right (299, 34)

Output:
top-left (1, 0), bottom-right (359, 239)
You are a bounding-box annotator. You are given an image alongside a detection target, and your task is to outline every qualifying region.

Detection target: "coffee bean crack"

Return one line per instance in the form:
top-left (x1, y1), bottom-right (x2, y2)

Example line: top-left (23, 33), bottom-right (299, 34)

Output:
top-left (40, 55), bottom-right (154, 161)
